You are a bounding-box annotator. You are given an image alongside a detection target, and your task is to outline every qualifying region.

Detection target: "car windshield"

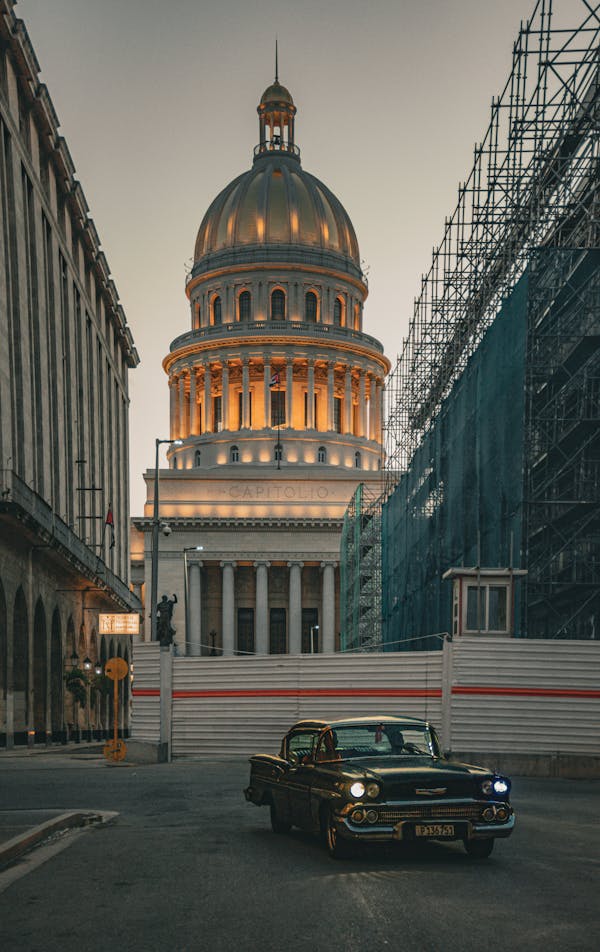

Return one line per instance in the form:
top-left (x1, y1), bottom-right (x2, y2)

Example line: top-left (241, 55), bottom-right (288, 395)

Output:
top-left (315, 722), bottom-right (437, 762)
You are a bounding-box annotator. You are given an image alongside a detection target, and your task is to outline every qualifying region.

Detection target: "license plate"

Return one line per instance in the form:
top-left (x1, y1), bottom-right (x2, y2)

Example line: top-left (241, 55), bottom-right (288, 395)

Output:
top-left (415, 824), bottom-right (455, 837)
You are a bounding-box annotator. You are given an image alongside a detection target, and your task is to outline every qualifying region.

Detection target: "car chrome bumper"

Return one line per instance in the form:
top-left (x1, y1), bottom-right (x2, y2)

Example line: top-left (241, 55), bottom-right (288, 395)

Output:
top-left (336, 803), bottom-right (515, 843)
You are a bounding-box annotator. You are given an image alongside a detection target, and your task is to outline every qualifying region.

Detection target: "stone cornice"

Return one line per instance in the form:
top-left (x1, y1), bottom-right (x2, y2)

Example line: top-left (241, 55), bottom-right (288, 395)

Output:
top-left (132, 517), bottom-right (344, 532)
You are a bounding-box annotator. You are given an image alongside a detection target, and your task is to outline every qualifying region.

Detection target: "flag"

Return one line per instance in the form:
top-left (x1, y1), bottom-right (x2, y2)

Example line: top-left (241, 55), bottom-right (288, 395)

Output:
top-left (269, 372), bottom-right (280, 387)
top-left (105, 507), bottom-right (115, 549)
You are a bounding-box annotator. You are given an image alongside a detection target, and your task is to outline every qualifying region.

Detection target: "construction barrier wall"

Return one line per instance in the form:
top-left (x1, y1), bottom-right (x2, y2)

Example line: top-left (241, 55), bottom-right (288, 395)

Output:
top-left (131, 638), bottom-right (600, 771)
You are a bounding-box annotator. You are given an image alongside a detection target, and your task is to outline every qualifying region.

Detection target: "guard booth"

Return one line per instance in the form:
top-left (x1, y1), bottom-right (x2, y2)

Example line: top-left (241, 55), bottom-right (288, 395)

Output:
top-left (443, 567), bottom-right (527, 639)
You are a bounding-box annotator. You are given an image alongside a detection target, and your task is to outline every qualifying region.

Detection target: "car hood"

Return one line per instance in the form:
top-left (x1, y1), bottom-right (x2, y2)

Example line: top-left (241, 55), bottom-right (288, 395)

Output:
top-left (341, 757), bottom-right (490, 781)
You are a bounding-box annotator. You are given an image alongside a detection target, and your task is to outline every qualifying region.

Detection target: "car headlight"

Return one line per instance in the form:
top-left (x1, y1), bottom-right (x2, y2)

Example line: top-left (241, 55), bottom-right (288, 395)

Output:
top-left (493, 777), bottom-right (510, 795)
top-left (366, 782), bottom-right (380, 799)
top-left (350, 781), bottom-right (366, 799)
top-left (481, 779), bottom-right (493, 795)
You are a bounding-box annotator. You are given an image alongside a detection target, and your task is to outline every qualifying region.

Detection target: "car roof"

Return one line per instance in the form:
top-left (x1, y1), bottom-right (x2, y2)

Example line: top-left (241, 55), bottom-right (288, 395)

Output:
top-left (288, 715), bottom-right (430, 731)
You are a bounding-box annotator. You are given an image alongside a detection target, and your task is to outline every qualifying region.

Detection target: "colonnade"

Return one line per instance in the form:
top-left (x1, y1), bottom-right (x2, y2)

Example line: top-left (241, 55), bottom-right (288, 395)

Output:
top-left (169, 356), bottom-right (383, 442)
top-left (186, 560), bottom-right (337, 656)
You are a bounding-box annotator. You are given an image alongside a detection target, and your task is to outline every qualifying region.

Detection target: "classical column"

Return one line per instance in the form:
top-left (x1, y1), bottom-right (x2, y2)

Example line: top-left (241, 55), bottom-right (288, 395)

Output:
top-left (369, 376), bottom-right (377, 440)
top-left (307, 360), bottom-right (315, 429)
top-left (179, 374), bottom-right (187, 438)
top-left (222, 361), bottom-right (229, 431)
top-left (242, 358), bottom-right (250, 428)
top-left (189, 369), bottom-right (198, 436)
top-left (344, 366), bottom-right (352, 434)
top-left (327, 363), bottom-right (334, 431)
top-left (286, 360), bottom-right (293, 427)
top-left (169, 378), bottom-right (177, 439)
top-left (375, 379), bottom-right (383, 444)
top-left (220, 561), bottom-right (237, 656)
top-left (288, 561), bottom-right (303, 655)
top-left (358, 369), bottom-right (367, 438)
top-left (263, 357), bottom-right (271, 428)
top-left (188, 561), bottom-right (203, 656)
top-left (254, 561), bottom-right (270, 655)
top-left (203, 364), bottom-right (211, 433)
top-left (321, 561), bottom-right (336, 653)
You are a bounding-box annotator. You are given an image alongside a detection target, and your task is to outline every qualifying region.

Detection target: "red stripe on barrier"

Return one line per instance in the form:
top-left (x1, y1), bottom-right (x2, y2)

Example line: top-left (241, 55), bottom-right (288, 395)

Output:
top-left (172, 688), bottom-right (442, 699)
top-left (132, 689), bottom-right (160, 697)
top-left (452, 686), bottom-right (600, 698)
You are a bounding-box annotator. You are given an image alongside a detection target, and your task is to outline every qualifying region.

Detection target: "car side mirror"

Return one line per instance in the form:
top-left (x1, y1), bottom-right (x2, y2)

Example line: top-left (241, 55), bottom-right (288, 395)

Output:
top-left (287, 751), bottom-right (299, 767)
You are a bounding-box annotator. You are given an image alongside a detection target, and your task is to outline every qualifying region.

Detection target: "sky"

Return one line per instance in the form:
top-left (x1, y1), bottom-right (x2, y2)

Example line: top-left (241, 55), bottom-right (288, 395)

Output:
top-left (16, 0), bottom-right (586, 514)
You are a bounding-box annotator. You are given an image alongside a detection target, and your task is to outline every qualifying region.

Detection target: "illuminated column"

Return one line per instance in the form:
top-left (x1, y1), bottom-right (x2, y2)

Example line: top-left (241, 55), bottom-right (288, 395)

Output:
top-left (344, 366), bottom-right (352, 434)
top-left (286, 360), bottom-right (293, 427)
top-left (369, 376), bottom-right (377, 440)
top-left (242, 358), bottom-right (250, 428)
top-left (188, 561), bottom-right (203, 656)
top-left (307, 360), bottom-right (315, 429)
top-left (203, 364), bottom-right (211, 433)
top-left (321, 561), bottom-right (336, 653)
top-left (327, 363), bottom-right (334, 431)
top-left (189, 369), bottom-right (198, 435)
top-left (358, 369), bottom-right (367, 438)
top-left (254, 561), bottom-right (270, 655)
top-left (375, 379), bottom-right (383, 444)
top-left (222, 361), bottom-right (229, 431)
top-left (288, 561), bottom-right (303, 654)
top-left (263, 357), bottom-right (271, 428)
top-left (169, 378), bottom-right (177, 439)
top-left (179, 374), bottom-right (188, 438)
top-left (221, 561), bottom-right (237, 656)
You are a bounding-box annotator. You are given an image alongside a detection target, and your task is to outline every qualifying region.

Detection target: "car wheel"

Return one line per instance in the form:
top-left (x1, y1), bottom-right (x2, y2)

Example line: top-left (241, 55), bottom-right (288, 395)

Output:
top-left (464, 838), bottom-right (494, 859)
top-left (270, 800), bottom-right (291, 835)
top-left (322, 808), bottom-right (352, 859)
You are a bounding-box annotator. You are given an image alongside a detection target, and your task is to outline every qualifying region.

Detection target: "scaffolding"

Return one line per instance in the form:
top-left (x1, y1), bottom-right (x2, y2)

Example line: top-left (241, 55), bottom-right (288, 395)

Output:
top-left (385, 0), bottom-right (600, 482)
top-left (340, 483), bottom-right (383, 651)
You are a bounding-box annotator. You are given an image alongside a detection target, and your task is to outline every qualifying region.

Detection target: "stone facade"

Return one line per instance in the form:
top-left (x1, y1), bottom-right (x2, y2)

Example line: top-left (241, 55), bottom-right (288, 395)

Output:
top-left (0, 1), bottom-right (139, 745)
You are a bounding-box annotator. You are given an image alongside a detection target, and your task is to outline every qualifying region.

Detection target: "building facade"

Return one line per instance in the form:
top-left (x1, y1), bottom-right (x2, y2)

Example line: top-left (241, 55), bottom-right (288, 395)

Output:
top-left (132, 76), bottom-right (389, 656)
top-left (0, 1), bottom-right (139, 745)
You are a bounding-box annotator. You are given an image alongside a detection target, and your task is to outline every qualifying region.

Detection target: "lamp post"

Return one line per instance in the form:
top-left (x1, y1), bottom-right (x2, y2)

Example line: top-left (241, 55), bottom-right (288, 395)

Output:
top-left (183, 545), bottom-right (204, 655)
top-left (150, 437), bottom-right (182, 642)
top-left (310, 624), bottom-right (319, 654)
top-left (82, 656), bottom-right (92, 741)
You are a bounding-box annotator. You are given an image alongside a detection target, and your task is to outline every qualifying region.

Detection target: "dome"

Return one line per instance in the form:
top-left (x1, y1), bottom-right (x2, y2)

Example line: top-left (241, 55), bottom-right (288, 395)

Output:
top-left (194, 159), bottom-right (360, 267)
top-left (192, 76), bottom-right (362, 273)
top-left (260, 81), bottom-right (294, 105)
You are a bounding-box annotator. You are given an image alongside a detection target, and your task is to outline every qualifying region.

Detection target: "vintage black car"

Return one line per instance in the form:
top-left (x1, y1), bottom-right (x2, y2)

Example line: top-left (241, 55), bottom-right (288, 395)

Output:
top-left (244, 716), bottom-right (514, 859)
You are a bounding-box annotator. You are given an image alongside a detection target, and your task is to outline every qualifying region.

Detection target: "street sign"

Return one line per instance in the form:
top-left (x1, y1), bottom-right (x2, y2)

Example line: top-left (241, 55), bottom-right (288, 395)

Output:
top-left (105, 657), bottom-right (129, 681)
top-left (99, 613), bottom-right (140, 635)
top-left (103, 738), bottom-right (127, 761)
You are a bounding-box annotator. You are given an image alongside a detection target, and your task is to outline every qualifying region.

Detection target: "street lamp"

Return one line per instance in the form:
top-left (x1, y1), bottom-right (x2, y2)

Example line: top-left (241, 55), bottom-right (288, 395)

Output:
top-left (82, 656), bottom-right (92, 741)
top-left (183, 545), bottom-right (204, 655)
top-left (150, 437), bottom-right (182, 642)
top-left (310, 624), bottom-right (319, 654)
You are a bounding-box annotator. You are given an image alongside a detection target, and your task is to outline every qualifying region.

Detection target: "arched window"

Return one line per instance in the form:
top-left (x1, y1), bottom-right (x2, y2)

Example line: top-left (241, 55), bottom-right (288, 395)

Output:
top-left (194, 450), bottom-right (201, 467)
top-left (213, 295), bottom-right (222, 325)
top-left (271, 289), bottom-right (285, 321)
top-left (333, 297), bottom-right (343, 326)
top-left (318, 446), bottom-right (326, 463)
top-left (274, 442), bottom-right (283, 462)
top-left (238, 290), bottom-right (251, 322)
top-left (305, 291), bottom-right (317, 323)
top-left (354, 451), bottom-right (362, 468)
top-left (230, 445), bottom-right (239, 463)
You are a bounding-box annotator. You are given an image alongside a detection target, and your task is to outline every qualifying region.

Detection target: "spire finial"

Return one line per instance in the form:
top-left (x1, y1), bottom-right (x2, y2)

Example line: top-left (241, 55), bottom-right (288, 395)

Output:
top-left (275, 37), bottom-right (279, 83)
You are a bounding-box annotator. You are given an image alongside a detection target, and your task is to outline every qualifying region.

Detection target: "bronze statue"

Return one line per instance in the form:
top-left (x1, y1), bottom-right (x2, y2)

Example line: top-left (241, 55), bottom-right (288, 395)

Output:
top-left (157, 593), bottom-right (177, 646)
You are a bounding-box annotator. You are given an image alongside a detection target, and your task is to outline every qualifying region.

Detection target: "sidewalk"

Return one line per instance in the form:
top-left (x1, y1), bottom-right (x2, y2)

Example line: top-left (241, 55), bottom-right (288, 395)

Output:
top-left (0, 744), bottom-right (118, 868)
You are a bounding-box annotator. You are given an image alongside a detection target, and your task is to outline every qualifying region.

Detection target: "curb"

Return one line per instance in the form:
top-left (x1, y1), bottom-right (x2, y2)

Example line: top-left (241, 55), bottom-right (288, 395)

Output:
top-left (0, 810), bottom-right (118, 867)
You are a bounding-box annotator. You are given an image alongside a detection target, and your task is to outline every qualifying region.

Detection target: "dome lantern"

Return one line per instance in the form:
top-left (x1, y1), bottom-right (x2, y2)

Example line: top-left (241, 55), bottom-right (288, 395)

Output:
top-left (255, 47), bottom-right (299, 162)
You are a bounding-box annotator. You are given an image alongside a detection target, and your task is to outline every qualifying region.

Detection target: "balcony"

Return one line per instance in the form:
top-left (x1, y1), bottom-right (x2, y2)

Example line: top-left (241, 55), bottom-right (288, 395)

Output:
top-left (170, 319), bottom-right (385, 355)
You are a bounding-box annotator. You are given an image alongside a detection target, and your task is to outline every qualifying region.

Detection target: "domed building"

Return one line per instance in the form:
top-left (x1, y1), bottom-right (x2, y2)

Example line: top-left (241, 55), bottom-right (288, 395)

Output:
top-left (132, 76), bottom-right (390, 656)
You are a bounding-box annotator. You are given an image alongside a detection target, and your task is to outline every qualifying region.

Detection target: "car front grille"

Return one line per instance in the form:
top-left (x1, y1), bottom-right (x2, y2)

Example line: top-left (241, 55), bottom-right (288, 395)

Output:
top-left (376, 804), bottom-right (482, 824)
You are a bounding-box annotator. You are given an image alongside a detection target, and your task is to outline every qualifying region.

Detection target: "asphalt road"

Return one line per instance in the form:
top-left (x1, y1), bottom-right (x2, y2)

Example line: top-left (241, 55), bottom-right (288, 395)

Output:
top-left (0, 753), bottom-right (598, 952)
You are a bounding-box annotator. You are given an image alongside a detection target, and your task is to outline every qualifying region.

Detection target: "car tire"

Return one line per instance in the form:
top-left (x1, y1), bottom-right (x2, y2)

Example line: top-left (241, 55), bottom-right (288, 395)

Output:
top-left (464, 838), bottom-right (494, 859)
top-left (270, 801), bottom-right (291, 835)
top-left (322, 808), bottom-right (352, 859)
